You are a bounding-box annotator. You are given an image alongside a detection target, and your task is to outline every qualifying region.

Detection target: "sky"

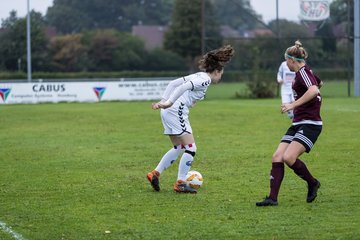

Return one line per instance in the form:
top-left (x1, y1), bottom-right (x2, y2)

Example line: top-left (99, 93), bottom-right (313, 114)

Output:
top-left (251, 0), bottom-right (302, 23)
top-left (0, 0), bottom-right (327, 24)
top-left (0, 0), bottom-right (53, 21)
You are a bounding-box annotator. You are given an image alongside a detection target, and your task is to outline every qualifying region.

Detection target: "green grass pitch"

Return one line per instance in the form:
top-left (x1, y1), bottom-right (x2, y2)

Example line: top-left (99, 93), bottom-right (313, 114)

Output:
top-left (0, 82), bottom-right (359, 239)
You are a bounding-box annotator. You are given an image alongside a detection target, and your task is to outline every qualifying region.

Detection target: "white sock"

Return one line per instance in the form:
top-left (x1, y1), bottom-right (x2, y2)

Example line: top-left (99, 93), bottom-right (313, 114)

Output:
top-left (177, 143), bottom-right (197, 181)
top-left (155, 145), bottom-right (184, 173)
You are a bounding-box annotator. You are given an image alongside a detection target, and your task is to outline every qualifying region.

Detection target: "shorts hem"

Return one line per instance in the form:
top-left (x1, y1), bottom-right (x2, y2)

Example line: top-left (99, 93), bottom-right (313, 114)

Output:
top-left (164, 131), bottom-right (192, 136)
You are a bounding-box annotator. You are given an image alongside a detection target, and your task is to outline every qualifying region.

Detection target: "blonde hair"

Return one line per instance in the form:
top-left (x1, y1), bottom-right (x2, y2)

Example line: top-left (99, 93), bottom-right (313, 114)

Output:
top-left (198, 45), bottom-right (235, 72)
top-left (285, 40), bottom-right (308, 61)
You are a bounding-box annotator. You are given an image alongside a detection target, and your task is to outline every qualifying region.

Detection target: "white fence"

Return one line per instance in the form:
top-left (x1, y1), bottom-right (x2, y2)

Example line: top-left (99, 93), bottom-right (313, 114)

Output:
top-left (0, 78), bottom-right (171, 104)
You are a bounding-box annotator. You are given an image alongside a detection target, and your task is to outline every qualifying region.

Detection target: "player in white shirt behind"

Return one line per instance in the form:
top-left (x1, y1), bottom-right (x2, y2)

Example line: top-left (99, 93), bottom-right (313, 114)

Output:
top-left (147, 45), bottom-right (234, 193)
top-left (277, 61), bottom-right (296, 119)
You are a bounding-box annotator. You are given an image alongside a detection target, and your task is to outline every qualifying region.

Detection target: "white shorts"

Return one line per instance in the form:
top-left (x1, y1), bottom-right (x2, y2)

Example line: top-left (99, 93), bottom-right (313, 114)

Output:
top-left (160, 102), bottom-right (192, 135)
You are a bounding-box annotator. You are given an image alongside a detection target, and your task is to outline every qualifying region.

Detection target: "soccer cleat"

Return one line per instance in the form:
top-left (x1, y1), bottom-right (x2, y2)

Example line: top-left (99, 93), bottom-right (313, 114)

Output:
top-left (256, 196), bottom-right (278, 206)
top-left (147, 170), bottom-right (160, 192)
top-left (307, 179), bottom-right (321, 203)
top-left (173, 180), bottom-right (197, 194)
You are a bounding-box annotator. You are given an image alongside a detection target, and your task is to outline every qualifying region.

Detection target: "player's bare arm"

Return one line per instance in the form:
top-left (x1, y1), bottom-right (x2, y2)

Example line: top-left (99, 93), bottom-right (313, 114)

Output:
top-left (281, 85), bottom-right (318, 113)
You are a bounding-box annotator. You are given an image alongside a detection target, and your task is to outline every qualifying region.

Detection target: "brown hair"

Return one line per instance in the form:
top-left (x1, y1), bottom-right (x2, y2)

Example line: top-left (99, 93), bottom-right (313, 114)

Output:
top-left (198, 45), bottom-right (235, 72)
top-left (285, 40), bottom-right (308, 61)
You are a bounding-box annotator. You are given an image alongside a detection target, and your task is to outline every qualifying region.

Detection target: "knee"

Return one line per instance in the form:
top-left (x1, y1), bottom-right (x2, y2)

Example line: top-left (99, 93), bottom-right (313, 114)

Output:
top-left (174, 145), bottom-right (186, 153)
top-left (272, 152), bottom-right (282, 163)
top-left (282, 153), bottom-right (296, 165)
top-left (184, 143), bottom-right (196, 157)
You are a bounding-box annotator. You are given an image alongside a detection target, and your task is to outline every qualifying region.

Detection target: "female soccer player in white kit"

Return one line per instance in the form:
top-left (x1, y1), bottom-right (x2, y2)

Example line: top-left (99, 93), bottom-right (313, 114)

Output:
top-left (147, 45), bottom-right (234, 193)
top-left (277, 60), bottom-right (296, 119)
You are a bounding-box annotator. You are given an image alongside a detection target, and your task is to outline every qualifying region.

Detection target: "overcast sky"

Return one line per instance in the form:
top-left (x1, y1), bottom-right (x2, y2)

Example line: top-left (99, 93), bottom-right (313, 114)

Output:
top-left (0, 0), bottom-right (53, 22)
top-left (0, 0), bottom-right (328, 25)
top-left (251, 0), bottom-right (302, 23)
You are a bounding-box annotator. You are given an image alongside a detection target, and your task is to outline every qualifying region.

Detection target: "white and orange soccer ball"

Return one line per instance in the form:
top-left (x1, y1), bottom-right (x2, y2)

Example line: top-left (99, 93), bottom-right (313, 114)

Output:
top-left (186, 170), bottom-right (203, 189)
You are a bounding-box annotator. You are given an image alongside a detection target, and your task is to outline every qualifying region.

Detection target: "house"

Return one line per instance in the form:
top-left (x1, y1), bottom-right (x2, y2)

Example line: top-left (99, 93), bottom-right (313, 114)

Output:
top-left (132, 25), bottom-right (169, 50)
top-left (132, 24), bottom-right (275, 50)
top-left (220, 25), bottom-right (241, 38)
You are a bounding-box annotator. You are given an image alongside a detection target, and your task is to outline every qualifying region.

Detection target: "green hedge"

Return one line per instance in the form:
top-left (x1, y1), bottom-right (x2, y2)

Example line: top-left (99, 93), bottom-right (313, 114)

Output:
top-left (223, 69), bottom-right (349, 82)
top-left (0, 71), bottom-right (188, 81)
top-left (0, 69), bottom-right (348, 82)
top-left (314, 68), bottom-right (349, 81)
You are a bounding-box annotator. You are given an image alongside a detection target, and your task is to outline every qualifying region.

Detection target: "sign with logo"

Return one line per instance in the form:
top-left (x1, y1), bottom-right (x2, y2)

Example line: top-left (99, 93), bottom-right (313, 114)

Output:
top-left (0, 88), bottom-right (11, 102)
top-left (0, 79), bottom-right (170, 104)
top-left (93, 87), bottom-right (106, 100)
top-left (299, 0), bottom-right (330, 21)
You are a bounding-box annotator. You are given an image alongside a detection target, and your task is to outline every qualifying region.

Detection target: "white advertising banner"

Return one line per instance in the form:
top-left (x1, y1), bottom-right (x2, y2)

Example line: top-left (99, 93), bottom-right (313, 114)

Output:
top-left (0, 80), bottom-right (170, 104)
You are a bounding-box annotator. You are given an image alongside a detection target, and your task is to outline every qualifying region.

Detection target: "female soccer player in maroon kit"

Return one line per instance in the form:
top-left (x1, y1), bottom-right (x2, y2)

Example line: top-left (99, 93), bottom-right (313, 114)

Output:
top-left (256, 40), bottom-right (323, 206)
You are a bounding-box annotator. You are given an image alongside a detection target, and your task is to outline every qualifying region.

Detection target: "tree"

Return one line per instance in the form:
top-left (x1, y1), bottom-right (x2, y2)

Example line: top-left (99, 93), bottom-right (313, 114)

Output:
top-left (268, 19), bottom-right (311, 39)
top-left (315, 20), bottom-right (337, 53)
top-left (1, 10), bottom-right (18, 28)
top-left (84, 30), bottom-right (121, 71)
top-left (164, 0), bottom-right (222, 70)
top-left (110, 32), bottom-right (148, 71)
top-left (49, 34), bottom-right (88, 72)
top-left (45, 3), bottom-right (91, 34)
top-left (0, 11), bottom-right (50, 72)
top-left (46, 0), bottom-right (174, 34)
top-left (212, 0), bottom-right (262, 32)
top-left (330, 0), bottom-right (354, 39)
top-left (82, 29), bottom-right (148, 71)
top-left (145, 48), bottom-right (187, 71)
top-left (202, 0), bottom-right (223, 51)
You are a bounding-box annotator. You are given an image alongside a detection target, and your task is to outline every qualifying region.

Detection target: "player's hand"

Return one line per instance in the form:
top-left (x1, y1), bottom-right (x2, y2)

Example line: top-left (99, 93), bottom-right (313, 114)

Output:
top-left (151, 102), bottom-right (161, 110)
top-left (191, 101), bottom-right (197, 108)
top-left (151, 100), bottom-right (173, 110)
top-left (281, 103), bottom-right (294, 113)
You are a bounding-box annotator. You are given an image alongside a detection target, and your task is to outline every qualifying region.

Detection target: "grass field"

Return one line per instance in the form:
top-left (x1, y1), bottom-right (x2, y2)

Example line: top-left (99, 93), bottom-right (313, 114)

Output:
top-left (1, 82), bottom-right (360, 239)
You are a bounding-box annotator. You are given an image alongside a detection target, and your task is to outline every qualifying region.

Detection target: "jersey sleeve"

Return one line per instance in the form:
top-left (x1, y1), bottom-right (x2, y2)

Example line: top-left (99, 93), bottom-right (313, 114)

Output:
top-left (161, 77), bottom-right (186, 100)
top-left (189, 76), bottom-right (210, 92)
top-left (299, 67), bottom-right (319, 88)
top-left (167, 81), bottom-right (193, 103)
top-left (314, 74), bottom-right (322, 86)
top-left (277, 63), bottom-right (284, 82)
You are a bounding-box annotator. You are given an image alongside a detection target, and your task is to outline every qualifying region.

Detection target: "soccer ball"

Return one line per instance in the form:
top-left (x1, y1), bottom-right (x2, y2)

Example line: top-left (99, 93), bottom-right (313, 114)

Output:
top-left (186, 170), bottom-right (203, 189)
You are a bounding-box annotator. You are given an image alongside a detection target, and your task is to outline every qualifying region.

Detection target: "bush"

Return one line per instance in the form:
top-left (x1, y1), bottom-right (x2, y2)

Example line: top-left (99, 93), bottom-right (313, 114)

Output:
top-left (246, 79), bottom-right (276, 98)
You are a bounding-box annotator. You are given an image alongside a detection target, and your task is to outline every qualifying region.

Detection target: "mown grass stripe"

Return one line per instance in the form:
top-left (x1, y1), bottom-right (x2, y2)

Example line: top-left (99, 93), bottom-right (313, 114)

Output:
top-left (0, 221), bottom-right (26, 240)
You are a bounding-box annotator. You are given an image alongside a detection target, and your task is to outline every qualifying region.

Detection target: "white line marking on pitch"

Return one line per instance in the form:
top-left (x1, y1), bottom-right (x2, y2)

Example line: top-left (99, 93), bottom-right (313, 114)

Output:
top-left (0, 220), bottom-right (26, 240)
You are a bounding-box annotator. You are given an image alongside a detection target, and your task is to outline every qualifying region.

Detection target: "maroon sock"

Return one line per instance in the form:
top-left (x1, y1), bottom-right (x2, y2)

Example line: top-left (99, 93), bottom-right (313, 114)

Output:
top-left (269, 162), bottom-right (284, 201)
top-left (290, 159), bottom-right (316, 185)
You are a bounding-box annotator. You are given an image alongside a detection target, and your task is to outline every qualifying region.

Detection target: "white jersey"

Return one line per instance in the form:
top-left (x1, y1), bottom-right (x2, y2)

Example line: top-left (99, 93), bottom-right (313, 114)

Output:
top-left (277, 61), bottom-right (295, 94)
top-left (160, 72), bottom-right (211, 135)
top-left (162, 72), bottom-right (211, 108)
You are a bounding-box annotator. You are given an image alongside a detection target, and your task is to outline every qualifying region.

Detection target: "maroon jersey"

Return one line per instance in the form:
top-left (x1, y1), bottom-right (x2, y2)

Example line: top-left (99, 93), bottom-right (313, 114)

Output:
top-left (292, 65), bottom-right (322, 125)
